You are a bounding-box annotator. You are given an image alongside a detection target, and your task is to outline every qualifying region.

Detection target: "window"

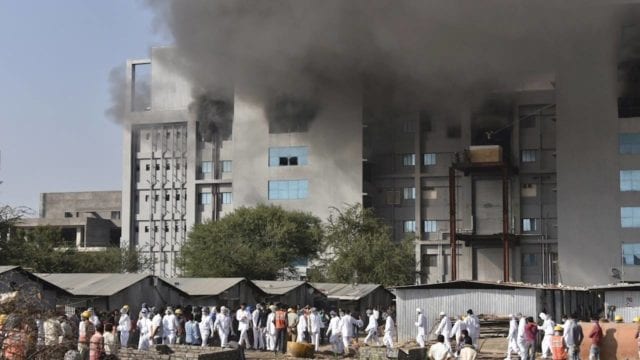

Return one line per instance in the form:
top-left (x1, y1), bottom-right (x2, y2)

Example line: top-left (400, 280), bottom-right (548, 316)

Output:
top-left (521, 150), bottom-right (537, 163)
top-left (402, 154), bottom-right (416, 166)
top-left (423, 153), bottom-right (436, 166)
top-left (64, 212), bottom-right (73, 218)
top-left (622, 207), bottom-right (640, 227)
top-left (200, 192), bottom-right (212, 205)
top-left (221, 160), bottom-right (232, 173)
top-left (221, 192), bottom-right (232, 204)
top-left (403, 220), bottom-right (416, 233)
top-left (522, 218), bottom-right (537, 232)
top-left (521, 183), bottom-right (537, 197)
top-left (155, 163), bottom-right (160, 171)
top-left (422, 187), bottom-right (437, 200)
top-left (145, 164), bottom-right (150, 171)
top-left (175, 192), bottom-right (181, 201)
top-left (165, 163), bottom-right (170, 170)
top-left (201, 161), bottom-right (213, 174)
top-left (623, 243), bottom-right (640, 265)
top-left (165, 194), bottom-right (170, 201)
top-left (385, 190), bottom-right (401, 205)
top-left (403, 187), bottom-right (416, 200)
top-left (423, 254), bottom-right (437, 267)
top-left (268, 180), bottom-right (309, 200)
top-left (269, 147), bottom-right (308, 167)
top-left (621, 170), bottom-right (640, 191)
top-left (620, 133), bottom-right (640, 154)
top-left (154, 194), bottom-right (159, 201)
top-left (522, 253), bottom-right (538, 266)
top-left (424, 220), bottom-right (437, 233)
top-left (144, 194), bottom-right (149, 202)
top-left (110, 211), bottom-right (120, 220)
top-left (403, 121), bottom-right (416, 133)
top-left (144, 226), bottom-right (149, 233)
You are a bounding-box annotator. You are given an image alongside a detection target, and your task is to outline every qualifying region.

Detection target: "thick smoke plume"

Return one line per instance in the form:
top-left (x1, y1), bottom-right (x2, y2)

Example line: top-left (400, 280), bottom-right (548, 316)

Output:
top-left (143, 0), bottom-right (631, 120)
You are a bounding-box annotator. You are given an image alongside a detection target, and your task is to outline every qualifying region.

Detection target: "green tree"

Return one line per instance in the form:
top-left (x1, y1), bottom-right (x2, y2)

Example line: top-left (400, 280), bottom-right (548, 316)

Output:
top-left (309, 204), bottom-right (416, 287)
top-left (180, 204), bottom-right (323, 278)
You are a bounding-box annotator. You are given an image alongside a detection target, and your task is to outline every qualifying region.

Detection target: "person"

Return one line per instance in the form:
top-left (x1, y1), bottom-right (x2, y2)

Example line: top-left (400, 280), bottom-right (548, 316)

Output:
top-left (185, 314), bottom-right (199, 345)
top-left (151, 307), bottom-right (163, 345)
top-left (175, 308), bottom-right (186, 344)
top-left (550, 325), bottom-right (567, 360)
top-left (326, 310), bottom-right (343, 354)
top-left (236, 303), bottom-right (251, 349)
top-left (588, 316), bottom-right (602, 360)
top-left (103, 323), bottom-right (116, 356)
top-left (78, 311), bottom-right (95, 360)
top-left (252, 303), bottom-right (265, 350)
top-left (563, 313), bottom-right (583, 360)
top-left (340, 310), bottom-right (364, 355)
top-left (199, 307), bottom-right (212, 347)
top-left (214, 306), bottom-right (232, 348)
top-left (287, 307), bottom-right (298, 342)
top-left (265, 305), bottom-right (277, 351)
top-left (382, 311), bottom-right (395, 350)
top-left (539, 312), bottom-right (555, 359)
top-left (517, 312), bottom-right (528, 360)
top-left (61, 315), bottom-right (74, 345)
top-left (524, 316), bottom-right (538, 360)
top-left (505, 314), bottom-right (519, 360)
top-left (88, 308), bottom-right (101, 329)
top-left (137, 308), bottom-right (152, 350)
top-left (428, 334), bottom-right (453, 360)
top-left (274, 304), bottom-right (288, 353)
top-left (162, 308), bottom-right (179, 344)
top-left (435, 311), bottom-right (452, 350)
top-left (464, 309), bottom-right (480, 348)
top-left (117, 306), bottom-right (131, 348)
top-left (459, 336), bottom-right (478, 360)
top-left (89, 324), bottom-right (104, 360)
top-left (44, 315), bottom-right (62, 346)
top-left (415, 307), bottom-right (428, 348)
top-left (297, 307), bottom-right (309, 342)
top-left (364, 309), bottom-right (381, 346)
top-left (309, 307), bottom-right (322, 351)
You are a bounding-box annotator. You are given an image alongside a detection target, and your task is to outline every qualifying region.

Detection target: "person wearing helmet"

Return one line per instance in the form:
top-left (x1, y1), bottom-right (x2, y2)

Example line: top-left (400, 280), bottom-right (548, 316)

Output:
top-left (588, 316), bottom-right (603, 360)
top-left (550, 325), bottom-right (567, 360)
top-left (162, 307), bottom-right (179, 344)
top-left (78, 310), bottom-right (95, 360)
top-left (538, 312), bottom-right (556, 359)
top-left (415, 307), bottom-right (427, 348)
top-left (435, 311), bottom-right (452, 351)
top-left (137, 308), bottom-right (152, 350)
top-left (326, 310), bottom-right (343, 354)
top-left (364, 309), bottom-right (381, 346)
top-left (117, 306), bottom-right (131, 348)
top-left (504, 314), bottom-right (518, 360)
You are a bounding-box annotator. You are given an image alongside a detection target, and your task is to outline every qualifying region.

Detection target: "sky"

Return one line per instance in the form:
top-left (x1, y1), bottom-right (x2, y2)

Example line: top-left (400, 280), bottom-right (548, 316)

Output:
top-left (0, 1), bottom-right (167, 212)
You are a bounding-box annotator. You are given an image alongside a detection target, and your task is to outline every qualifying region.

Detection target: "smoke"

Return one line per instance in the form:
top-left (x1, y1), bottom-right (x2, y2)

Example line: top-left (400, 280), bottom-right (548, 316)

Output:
top-left (143, 0), bottom-right (630, 121)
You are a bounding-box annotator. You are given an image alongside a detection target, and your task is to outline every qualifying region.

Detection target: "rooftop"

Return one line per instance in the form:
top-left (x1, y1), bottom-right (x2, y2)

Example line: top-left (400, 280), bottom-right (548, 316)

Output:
top-left (168, 277), bottom-right (247, 296)
top-left (311, 282), bottom-right (387, 300)
top-left (34, 273), bottom-right (150, 296)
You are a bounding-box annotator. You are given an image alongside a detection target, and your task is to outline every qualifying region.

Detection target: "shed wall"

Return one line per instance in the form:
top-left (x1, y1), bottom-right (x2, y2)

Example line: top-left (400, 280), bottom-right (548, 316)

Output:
top-left (604, 290), bottom-right (640, 322)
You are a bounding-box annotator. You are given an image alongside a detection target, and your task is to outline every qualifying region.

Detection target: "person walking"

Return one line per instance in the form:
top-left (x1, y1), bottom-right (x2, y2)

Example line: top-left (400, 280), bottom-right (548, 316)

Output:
top-left (563, 313), bottom-right (583, 360)
top-left (383, 311), bottom-right (395, 350)
top-left (274, 304), bottom-right (288, 353)
top-left (265, 305), bottom-right (277, 351)
top-left (464, 309), bottom-right (480, 348)
top-left (524, 316), bottom-right (538, 360)
top-left (297, 307), bottom-right (309, 343)
top-left (199, 307), bottom-right (212, 347)
top-left (137, 308), bottom-right (152, 350)
top-left (340, 310), bottom-right (364, 356)
top-left (415, 308), bottom-right (428, 348)
top-left (309, 307), bottom-right (322, 351)
top-left (505, 313), bottom-right (519, 360)
top-left (326, 310), bottom-right (343, 354)
top-left (117, 306), bottom-right (131, 348)
top-left (539, 312), bottom-right (555, 359)
top-left (162, 308), bottom-right (179, 344)
top-left (89, 324), bottom-right (104, 360)
top-left (517, 312), bottom-right (528, 360)
top-left (550, 325), bottom-right (567, 360)
top-left (588, 316), bottom-right (602, 360)
top-left (214, 306), bottom-right (232, 348)
top-left (364, 309), bottom-right (381, 346)
top-left (287, 307), bottom-right (298, 342)
top-left (236, 303), bottom-right (251, 349)
top-left (78, 311), bottom-right (95, 360)
top-left (435, 311), bottom-right (452, 350)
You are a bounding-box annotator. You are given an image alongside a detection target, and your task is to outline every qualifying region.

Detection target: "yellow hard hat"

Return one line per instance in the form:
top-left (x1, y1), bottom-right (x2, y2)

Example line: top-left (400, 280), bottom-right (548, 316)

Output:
top-left (554, 325), bottom-right (563, 332)
top-left (0, 314), bottom-right (7, 326)
top-left (81, 311), bottom-right (91, 319)
top-left (615, 315), bottom-right (623, 322)
top-left (175, 309), bottom-right (182, 315)
top-left (123, 305), bottom-right (129, 309)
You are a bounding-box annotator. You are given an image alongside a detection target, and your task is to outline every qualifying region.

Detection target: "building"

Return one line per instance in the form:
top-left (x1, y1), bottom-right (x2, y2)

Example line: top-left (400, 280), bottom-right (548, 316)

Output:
top-left (311, 282), bottom-right (395, 314)
top-left (252, 280), bottom-right (325, 307)
top-left (16, 191), bottom-right (121, 250)
top-left (167, 277), bottom-right (263, 308)
top-left (119, 8), bottom-right (640, 285)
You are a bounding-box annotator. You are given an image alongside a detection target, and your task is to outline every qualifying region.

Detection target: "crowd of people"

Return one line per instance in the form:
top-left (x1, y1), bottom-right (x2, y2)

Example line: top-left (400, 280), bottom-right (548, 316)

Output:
top-left (414, 308), bottom-right (481, 360)
top-left (0, 302), bottom-right (397, 359)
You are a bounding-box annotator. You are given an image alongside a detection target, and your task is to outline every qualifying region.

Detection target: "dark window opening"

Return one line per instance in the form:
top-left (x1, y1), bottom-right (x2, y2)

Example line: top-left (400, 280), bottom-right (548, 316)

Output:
top-left (279, 157), bottom-right (288, 166)
top-left (135, 226), bottom-right (139, 233)
top-left (165, 194), bottom-right (170, 201)
top-left (155, 164), bottom-right (160, 171)
top-left (144, 226), bottom-right (149, 233)
top-left (154, 195), bottom-right (159, 201)
top-left (165, 164), bottom-right (170, 170)
top-left (145, 164), bottom-right (150, 171)
top-left (144, 195), bottom-right (149, 202)
top-left (289, 156), bottom-right (298, 165)
top-left (176, 193), bottom-right (181, 201)
top-left (64, 212), bottom-right (73, 218)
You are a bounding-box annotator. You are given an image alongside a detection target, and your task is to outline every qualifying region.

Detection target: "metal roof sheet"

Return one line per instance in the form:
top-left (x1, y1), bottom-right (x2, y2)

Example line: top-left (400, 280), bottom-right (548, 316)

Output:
top-left (168, 277), bottom-right (246, 296)
top-left (589, 283), bottom-right (640, 291)
top-left (252, 280), bottom-right (309, 295)
top-left (393, 280), bottom-right (587, 291)
top-left (34, 273), bottom-right (150, 296)
top-left (310, 282), bottom-right (384, 300)
top-left (0, 266), bottom-right (20, 275)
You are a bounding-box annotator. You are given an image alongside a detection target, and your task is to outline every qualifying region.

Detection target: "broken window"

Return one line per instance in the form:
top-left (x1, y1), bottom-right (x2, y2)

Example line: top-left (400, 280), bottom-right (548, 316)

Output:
top-left (131, 62), bottom-right (151, 112)
top-left (267, 97), bottom-right (317, 134)
top-left (269, 147), bottom-right (308, 167)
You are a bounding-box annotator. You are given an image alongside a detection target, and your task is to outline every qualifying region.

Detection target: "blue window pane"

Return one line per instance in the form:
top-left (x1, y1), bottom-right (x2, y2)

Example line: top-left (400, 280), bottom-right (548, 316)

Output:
top-left (269, 146), bottom-right (309, 167)
top-left (621, 207), bottom-right (640, 228)
top-left (620, 134), bottom-right (640, 154)
top-left (268, 180), bottom-right (309, 200)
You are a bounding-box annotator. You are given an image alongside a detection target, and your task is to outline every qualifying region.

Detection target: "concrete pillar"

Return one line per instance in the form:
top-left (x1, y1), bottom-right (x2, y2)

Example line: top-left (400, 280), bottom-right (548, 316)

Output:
top-left (76, 227), bottom-right (83, 248)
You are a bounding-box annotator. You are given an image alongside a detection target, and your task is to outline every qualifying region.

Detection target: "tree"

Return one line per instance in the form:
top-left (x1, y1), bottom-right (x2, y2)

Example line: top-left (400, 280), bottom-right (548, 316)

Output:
top-left (180, 204), bottom-right (323, 279)
top-left (309, 204), bottom-right (416, 287)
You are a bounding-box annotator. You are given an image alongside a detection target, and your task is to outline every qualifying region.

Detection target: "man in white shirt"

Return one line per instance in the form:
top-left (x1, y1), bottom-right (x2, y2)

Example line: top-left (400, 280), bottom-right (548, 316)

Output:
top-left (538, 312), bottom-right (555, 359)
top-left (236, 303), bottom-right (251, 349)
top-left (435, 311), bottom-right (452, 350)
top-left (383, 312), bottom-right (395, 350)
top-left (505, 314), bottom-right (519, 360)
top-left (309, 308), bottom-right (322, 351)
top-left (252, 304), bottom-right (265, 350)
top-left (162, 308), bottom-right (179, 344)
top-left (151, 308), bottom-right (163, 345)
top-left (415, 308), bottom-right (428, 348)
top-left (137, 309), bottom-right (152, 350)
top-left (364, 309), bottom-right (381, 346)
top-left (464, 309), bottom-right (480, 348)
top-left (325, 310), bottom-right (343, 354)
top-left (429, 334), bottom-right (453, 360)
top-left (340, 310), bottom-right (363, 355)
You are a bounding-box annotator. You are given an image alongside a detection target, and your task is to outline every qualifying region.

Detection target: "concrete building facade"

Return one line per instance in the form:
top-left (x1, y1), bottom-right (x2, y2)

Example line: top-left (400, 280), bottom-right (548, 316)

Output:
top-left (17, 191), bottom-right (121, 249)
top-left (121, 10), bottom-right (640, 285)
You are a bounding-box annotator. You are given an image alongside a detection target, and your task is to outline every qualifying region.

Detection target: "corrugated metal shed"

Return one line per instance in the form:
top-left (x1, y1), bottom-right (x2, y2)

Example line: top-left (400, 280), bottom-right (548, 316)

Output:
top-left (169, 278), bottom-right (246, 296)
top-left (253, 280), bottom-right (308, 295)
top-left (589, 284), bottom-right (640, 322)
top-left (35, 273), bottom-right (150, 296)
top-left (311, 282), bottom-right (384, 300)
top-left (0, 266), bottom-right (20, 274)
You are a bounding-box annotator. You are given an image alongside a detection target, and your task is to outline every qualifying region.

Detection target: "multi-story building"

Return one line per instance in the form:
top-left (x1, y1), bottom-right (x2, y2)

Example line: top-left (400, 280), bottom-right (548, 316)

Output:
top-left (121, 12), bottom-right (640, 285)
top-left (17, 191), bottom-right (121, 250)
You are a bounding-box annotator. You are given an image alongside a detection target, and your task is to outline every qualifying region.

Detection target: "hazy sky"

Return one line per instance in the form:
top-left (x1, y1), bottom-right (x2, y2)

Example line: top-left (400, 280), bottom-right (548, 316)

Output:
top-left (0, 1), bottom-right (166, 212)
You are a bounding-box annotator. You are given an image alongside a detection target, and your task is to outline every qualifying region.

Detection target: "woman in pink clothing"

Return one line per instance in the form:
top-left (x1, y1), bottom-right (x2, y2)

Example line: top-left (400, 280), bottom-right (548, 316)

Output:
top-left (89, 324), bottom-right (104, 360)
